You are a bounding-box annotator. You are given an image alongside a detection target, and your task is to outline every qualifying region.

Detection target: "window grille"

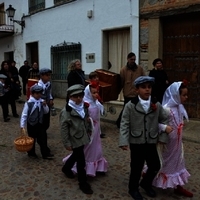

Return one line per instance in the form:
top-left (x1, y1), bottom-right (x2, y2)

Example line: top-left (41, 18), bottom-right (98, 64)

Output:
top-left (29, 0), bottom-right (45, 14)
top-left (51, 42), bottom-right (81, 80)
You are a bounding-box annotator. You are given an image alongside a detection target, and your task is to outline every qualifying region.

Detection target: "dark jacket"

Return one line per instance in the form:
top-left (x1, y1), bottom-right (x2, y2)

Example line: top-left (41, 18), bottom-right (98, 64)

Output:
top-left (67, 70), bottom-right (86, 87)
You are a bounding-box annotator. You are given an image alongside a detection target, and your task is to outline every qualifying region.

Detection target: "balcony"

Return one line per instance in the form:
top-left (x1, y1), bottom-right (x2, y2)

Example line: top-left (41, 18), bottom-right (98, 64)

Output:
top-left (0, 11), bottom-right (14, 38)
top-left (0, 24), bottom-right (14, 38)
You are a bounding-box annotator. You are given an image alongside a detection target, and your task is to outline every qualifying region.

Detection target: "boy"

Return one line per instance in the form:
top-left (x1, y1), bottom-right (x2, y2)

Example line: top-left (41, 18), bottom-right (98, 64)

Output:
top-left (119, 76), bottom-right (172, 200)
top-left (38, 68), bottom-right (54, 158)
top-left (60, 84), bottom-right (93, 194)
top-left (88, 71), bottom-right (105, 138)
top-left (20, 84), bottom-right (50, 159)
top-left (0, 74), bottom-right (9, 122)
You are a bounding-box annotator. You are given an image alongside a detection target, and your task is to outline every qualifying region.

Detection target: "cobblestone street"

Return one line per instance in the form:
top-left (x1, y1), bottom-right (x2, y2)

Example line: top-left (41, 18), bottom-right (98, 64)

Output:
top-left (0, 101), bottom-right (199, 200)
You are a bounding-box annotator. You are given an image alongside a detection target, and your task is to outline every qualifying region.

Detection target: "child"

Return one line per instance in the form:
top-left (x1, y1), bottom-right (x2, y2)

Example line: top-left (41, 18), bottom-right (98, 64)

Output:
top-left (119, 76), bottom-right (172, 200)
top-left (0, 74), bottom-right (9, 122)
top-left (63, 82), bottom-right (108, 176)
top-left (152, 81), bottom-right (193, 197)
top-left (60, 84), bottom-right (93, 194)
top-left (88, 71), bottom-right (105, 138)
top-left (37, 68), bottom-right (54, 157)
top-left (20, 84), bottom-right (51, 159)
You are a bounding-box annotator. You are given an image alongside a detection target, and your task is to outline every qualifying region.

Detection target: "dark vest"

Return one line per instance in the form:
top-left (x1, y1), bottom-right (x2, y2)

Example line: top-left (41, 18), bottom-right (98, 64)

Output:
top-left (27, 102), bottom-right (44, 126)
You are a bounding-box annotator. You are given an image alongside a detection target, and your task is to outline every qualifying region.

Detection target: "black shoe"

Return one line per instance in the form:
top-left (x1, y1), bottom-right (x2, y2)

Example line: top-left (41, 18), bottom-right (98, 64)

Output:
top-left (128, 190), bottom-right (143, 200)
top-left (13, 114), bottom-right (19, 118)
top-left (62, 167), bottom-right (75, 179)
top-left (79, 182), bottom-right (93, 194)
top-left (140, 182), bottom-right (156, 197)
top-left (100, 133), bottom-right (106, 138)
top-left (28, 153), bottom-right (38, 159)
top-left (42, 153), bottom-right (54, 160)
top-left (4, 117), bottom-right (10, 122)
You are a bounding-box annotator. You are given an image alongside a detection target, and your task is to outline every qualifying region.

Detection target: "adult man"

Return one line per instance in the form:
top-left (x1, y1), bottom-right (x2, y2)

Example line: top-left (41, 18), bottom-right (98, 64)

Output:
top-left (19, 60), bottom-right (31, 95)
top-left (116, 52), bottom-right (145, 128)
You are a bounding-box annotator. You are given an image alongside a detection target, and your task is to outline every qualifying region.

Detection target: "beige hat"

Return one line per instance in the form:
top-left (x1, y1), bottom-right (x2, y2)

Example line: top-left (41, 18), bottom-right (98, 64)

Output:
top-left (67, 84), bottom-right (85, 96)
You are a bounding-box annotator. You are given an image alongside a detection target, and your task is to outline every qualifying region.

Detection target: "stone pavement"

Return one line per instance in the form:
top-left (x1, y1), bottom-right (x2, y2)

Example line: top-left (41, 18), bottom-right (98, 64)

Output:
top-left (0, 98), bottom-right (199, 200)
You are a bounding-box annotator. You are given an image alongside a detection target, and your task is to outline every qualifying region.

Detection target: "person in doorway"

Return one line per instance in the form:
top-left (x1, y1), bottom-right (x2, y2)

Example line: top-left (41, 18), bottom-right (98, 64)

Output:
top-left (19, 60), bottom-right (31, 95)
top-left (27, 62), bottom-right (40, 80)
top-left (149, 58), bottom-right (169, 103)
top-left (119, 76), bottom-right (171, 200)
top-left (67, 59), bottom-right (86, 87)
top-left (152, 81), bottom-right (193, 197)
top-left (60, 84), bottom-right (93, 194)
top-left (116, 52), bottom-right (145, 128)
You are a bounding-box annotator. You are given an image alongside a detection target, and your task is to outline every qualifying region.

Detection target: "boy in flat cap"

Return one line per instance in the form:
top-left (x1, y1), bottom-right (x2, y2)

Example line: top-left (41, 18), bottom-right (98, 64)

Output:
top-left (38, 68), bottom-right (54, 157)
top-left (60, 84), bottom-right (93, 194)
top-left (119, 76), bottom-right (172, 200)
top-left (20, 84), bottom-right (52, 159)
top-left (0, 74), bottom-right (9, 122)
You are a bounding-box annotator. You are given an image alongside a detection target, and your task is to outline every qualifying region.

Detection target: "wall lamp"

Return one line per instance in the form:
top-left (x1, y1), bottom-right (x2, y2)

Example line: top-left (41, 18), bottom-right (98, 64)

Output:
top-left (6, 5), bottom-right (25, 28)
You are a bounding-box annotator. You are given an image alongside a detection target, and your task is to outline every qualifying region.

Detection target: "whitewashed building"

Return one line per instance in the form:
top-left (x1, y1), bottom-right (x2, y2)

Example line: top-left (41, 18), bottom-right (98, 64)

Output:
top-left (0, 0), bottom-right (139, 98)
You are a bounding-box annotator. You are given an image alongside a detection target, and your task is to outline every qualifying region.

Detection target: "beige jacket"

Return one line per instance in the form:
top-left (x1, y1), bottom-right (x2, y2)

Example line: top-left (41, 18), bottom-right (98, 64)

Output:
top-left (120, 65), bottom-right (145, 98)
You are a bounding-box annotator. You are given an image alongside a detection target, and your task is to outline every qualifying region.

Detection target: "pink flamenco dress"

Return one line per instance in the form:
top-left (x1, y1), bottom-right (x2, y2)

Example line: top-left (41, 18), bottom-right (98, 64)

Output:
top-left (153, 82), bottom-right (190, 189)
top-left (63, 85), bottom-right (108, 176)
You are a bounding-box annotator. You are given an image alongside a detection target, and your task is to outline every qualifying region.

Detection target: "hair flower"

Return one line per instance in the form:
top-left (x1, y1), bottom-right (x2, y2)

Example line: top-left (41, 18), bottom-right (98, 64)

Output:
top-left (151, 103), bottom-right (157, 111)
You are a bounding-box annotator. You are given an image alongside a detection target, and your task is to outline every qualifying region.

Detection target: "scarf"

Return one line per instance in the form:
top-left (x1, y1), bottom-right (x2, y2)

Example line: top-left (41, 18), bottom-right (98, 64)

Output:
top-left (68, 99), bottom-right (85, 118)
top-left (38, 79), bottom-right (50, 94)
top-left (138, 96), bottom-right (151, 113)
top-left (83, 85), bottom-right (104, 115)
top-left (28, 96), bottom-right (43, 113)
top-left (162, 81), bottom-right (189, 122)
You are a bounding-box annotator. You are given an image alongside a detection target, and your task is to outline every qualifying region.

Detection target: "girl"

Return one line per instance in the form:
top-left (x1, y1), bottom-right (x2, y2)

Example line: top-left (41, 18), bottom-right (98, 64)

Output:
top-left (153, 81), bottom-right (193, 197)
top-left (63, 82), bottom-right (108, 176)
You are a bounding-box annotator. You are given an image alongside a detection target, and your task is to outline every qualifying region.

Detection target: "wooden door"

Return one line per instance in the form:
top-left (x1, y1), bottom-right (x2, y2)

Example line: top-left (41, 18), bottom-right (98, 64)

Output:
top-left (162, 12), bottom-right (200, 118)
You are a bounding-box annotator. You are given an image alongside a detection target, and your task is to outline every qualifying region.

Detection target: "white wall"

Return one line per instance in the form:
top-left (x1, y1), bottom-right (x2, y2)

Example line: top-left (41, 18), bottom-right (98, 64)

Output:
top-left (0, 0), bottom-right (139, 73)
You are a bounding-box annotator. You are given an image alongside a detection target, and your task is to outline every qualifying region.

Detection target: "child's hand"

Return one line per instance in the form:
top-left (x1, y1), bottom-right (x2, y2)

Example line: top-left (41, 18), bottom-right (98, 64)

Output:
top-left (165, 125), bottom-right (173, 134)
top-left (120, 146), bottom-right (129, 150)
top-left (42, 101), bottom-right (47, 106)
top-left (49, 100), bottom-right (54, 107)
top-left (66, 146), bottom-right (72, 151)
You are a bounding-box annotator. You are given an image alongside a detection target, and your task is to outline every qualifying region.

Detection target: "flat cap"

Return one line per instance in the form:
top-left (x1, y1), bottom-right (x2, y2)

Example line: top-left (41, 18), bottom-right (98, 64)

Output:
top-left (134, 76), bottom-right (155, 86)
top-left (0, 74), bottom-right (7, 79)
top-left (39, 68), bottom-right (52, 75)
top-left (67, 84), bottom-right (85, 96)
top-left (30, 84), bottom-right (43, 93)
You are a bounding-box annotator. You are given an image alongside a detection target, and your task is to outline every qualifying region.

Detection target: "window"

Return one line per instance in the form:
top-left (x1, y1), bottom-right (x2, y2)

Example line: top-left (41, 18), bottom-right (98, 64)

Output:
top-left (29, 0), bottom-right (45, 14)
top-left (51, 42), bottom-right (81, 80)
top-left (54, 0), bottom-right (77, 5)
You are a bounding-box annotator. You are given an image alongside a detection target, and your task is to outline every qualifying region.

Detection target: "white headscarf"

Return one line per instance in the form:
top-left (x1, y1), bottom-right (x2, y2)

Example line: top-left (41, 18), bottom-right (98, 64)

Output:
top-left (83, 85), bottom-right (104, 115)
top-left (162, 81), bottom-right (189, 121)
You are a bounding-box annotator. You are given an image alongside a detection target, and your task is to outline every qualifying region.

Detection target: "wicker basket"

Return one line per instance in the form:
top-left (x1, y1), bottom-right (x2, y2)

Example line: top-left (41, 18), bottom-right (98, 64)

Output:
top-left (14, 128), bottom-right (34, 152)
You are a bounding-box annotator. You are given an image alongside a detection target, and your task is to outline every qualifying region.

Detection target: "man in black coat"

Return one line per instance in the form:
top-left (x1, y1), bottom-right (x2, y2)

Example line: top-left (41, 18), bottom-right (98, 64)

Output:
top-left (19, 60), bottom-right (31, 95)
